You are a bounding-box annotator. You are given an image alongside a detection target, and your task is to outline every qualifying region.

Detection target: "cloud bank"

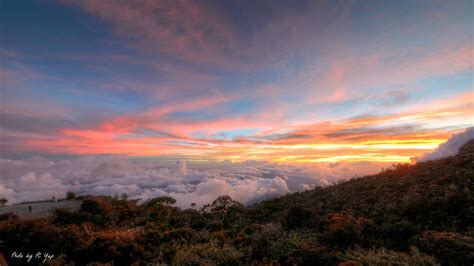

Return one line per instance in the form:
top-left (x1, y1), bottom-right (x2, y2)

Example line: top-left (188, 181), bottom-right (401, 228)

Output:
top-left (417, 127), bottom-right (474, 162)
top-left (2, 128), bottom-right (472, 207)
top-left (0, 157), bottom-right (390, 207)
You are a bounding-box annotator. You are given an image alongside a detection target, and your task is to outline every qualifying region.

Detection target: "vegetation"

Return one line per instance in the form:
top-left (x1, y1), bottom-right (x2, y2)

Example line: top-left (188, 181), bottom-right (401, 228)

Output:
top-left (66, 192), bottom-right (76, 201)
top-left (0, 198), bottom-right (7, 207)
top-left (1, 141), bottom-right (473, 265)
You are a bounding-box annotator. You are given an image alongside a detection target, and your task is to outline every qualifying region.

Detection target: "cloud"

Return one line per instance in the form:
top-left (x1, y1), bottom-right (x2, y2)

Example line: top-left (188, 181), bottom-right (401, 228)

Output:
top-left (2, 172), bottom-right (68, 204)
top-left (417, 127), bottom-right (474, 162)
top-left (0, 184), bottom-right (15, 201)
top-left (0, 156), bottom-right (392, 207)
top-left (65, 0), bottom-right (239, 69)
top-left (2, 1), bottom-right (472, 163)
top-left (174, 160), bottom-right (188, 174)
top-left (19, 94), bottom-right (472, 162)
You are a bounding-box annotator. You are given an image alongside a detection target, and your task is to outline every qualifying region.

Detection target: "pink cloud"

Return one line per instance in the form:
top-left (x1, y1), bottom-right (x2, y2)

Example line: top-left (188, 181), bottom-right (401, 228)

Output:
top-left (16, 90), bottom-right (471, 162)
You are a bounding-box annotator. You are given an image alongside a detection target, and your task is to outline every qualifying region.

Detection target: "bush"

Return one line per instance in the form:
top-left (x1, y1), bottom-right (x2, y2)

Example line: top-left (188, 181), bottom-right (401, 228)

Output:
top-left (88, 230), bottom-right (144, 265)
top-left (419, 231), bottom-right (474, 265)
top-left (292, 241), bottom-right (339, 265)
top-left (320, 213), bottom-right (368, 249)
top-left (283, 205), bottom-right (317, 230)
top-left (77, 197), bottom-right (113, 227)
top-left (66, 192), bottom-right (76, 200)
top-left (174, 243), bottom-right (244, 266)
top-left (52, 207), bottom-right (82, 226)
top-left (340, 247), bottom-right (439, 265)
top-left (0, 219), bottom-right (64, 257)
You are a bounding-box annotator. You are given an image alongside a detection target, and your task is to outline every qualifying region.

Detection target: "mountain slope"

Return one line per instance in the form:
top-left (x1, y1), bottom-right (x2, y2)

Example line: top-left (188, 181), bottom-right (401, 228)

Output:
top-left (251, 140), bottom-right (473, 230)
top-left (247, 140), bottom-right (474, 264)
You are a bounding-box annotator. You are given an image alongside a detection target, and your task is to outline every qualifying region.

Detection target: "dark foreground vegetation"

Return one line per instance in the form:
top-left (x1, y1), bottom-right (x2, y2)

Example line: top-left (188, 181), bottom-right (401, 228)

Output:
top-left (1, 141), bottom-right (473, 265)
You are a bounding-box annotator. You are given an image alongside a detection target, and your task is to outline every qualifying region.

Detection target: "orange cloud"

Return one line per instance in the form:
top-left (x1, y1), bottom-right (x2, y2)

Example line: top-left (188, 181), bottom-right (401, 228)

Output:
top-left (20, 90), bottom-right (472, 163)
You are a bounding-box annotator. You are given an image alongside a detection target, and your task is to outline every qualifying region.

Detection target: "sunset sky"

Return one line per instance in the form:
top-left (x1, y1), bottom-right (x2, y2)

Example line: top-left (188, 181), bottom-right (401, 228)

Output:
top-left (1, 0), bottom-right (473, 164)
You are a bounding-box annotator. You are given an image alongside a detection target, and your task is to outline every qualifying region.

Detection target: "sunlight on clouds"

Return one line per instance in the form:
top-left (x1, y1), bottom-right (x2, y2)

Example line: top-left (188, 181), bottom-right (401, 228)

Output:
top-left (0, 156), bottom-right (392, 206)
top-left (1, 0), bottom-right (472, 166)
top-left (307, 154), bottom-right (412, 163)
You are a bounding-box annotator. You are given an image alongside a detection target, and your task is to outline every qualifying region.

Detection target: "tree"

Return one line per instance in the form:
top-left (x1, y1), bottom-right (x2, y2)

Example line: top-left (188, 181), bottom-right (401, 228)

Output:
top-left (210, 196), bottom-right (243, 214)
top-left (320, 213), bottom-right (366, 249)
top-left (144, 196), bottom-right (176, 209)
top-left (143, 196), bottom-right (178, 221)
top-left (78, 197), bottom-right (112, 227)
top-left (0, 198), bottom-right (7, 207)
top-left (208, 196), bottom-right (244, 228)
top-left (283, 206), bottom-right (316, 230)
top-left (66, 192), bottom-right (76, 200)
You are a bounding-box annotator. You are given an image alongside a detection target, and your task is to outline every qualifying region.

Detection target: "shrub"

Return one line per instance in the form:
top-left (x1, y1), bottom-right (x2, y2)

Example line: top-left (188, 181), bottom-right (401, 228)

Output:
top-left (78, 197), bottom-right (113, 227)
top-left (66, 192), bottom-right (76, 200)
top-left (419, 231), bottom-right (474, 265)
top-left (87, 230), bottom-right (144, 265)
top-left (174, 243), bottom-right (244, 266)
top-left (283, 205), bottom-right (317, 230)
top-left (340, 247), bottom-right (439, 265)
top-left (320, 213), bottom-right (368, 249)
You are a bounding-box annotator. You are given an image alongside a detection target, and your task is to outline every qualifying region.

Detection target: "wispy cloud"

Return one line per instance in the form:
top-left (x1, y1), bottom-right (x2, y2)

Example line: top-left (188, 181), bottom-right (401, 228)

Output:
top-left (1, 0), bottom-right (472, 164)
top-left (9, 91), bottom-right (469, 163)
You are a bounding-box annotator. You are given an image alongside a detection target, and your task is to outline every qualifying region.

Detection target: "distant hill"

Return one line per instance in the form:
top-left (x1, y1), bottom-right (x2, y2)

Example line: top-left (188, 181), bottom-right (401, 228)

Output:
top-left (0, 140), bottom-right (473, 265)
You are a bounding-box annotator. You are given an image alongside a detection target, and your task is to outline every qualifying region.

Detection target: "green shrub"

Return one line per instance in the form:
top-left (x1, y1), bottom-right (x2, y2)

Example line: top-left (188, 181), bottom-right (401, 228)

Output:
top-left (341, 246), bottom-right (439, 265)
top-left (419, 231), bottom-right (474, 265)
top-left (174, 243), bottom-right (244, 266)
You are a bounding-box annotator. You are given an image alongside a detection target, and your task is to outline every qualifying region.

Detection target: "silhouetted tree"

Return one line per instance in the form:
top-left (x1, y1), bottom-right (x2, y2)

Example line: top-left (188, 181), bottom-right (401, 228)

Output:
top-left (0, 198), bottom-right (7, 207)
top-left (144, 196), bottom-right (176, 209)
top-left (66, 192), bottom-right (76, 200)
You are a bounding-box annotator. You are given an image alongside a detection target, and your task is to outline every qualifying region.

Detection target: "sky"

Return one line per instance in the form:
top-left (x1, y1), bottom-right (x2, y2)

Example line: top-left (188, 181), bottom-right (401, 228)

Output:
top-left (1, 0), bottom-right (473, 163)
top-left (0, 0), bottom-right (473, 205)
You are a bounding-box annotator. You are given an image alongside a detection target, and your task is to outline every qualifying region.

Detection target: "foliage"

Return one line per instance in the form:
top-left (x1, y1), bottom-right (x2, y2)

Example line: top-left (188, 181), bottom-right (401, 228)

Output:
top-left (283, 205), bottom-right (318, 230)
top-left (174, 243), bottom-right (244, 266)
top-left (66, 192), bottom-right (76, 200)
top-left (418, 231), bottom-right (474, 265)
top-left (340, 246), bottom-right (439, 265)
top-left (0, 198), bottom-right (8, 207)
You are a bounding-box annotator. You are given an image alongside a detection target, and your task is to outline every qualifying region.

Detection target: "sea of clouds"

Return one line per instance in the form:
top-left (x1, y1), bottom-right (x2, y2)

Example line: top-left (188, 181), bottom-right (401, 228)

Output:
top-left (2, 126), bottom-right (472, 208)
top-left (0, 156), bottom-right (388, 208)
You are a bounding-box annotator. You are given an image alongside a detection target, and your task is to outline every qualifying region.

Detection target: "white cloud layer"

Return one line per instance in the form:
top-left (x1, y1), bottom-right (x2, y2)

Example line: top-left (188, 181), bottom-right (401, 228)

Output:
top-left (417, 127), bottom-right (474, 162)
top-left (0, 156), bottom-right (393, 207)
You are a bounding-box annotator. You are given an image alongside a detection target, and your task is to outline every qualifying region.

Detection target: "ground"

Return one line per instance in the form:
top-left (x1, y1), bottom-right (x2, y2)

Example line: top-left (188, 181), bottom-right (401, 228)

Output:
top-left (0, 200), bottom-right (82, 220)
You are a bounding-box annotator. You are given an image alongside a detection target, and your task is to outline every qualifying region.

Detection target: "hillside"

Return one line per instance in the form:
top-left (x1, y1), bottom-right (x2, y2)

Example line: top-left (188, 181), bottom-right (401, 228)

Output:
top-left (0, 141), bottom-right (473, 265)
top-left (250, 139), bottom-right (474, 233)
